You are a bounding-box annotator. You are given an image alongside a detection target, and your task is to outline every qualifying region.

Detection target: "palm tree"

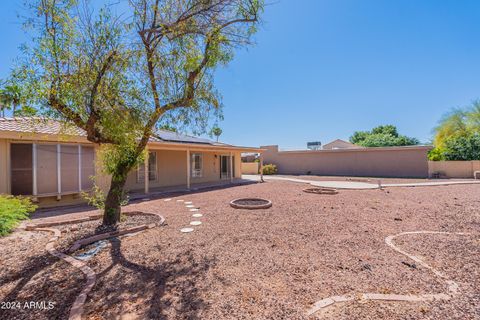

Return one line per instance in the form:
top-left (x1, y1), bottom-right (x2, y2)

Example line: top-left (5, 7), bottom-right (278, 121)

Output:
top-left (0, 89), bottom-right (12, 117)
top-left (211, 126), bottom-right (223, 142)
top-left (4, 85), bottom-right (22, 116)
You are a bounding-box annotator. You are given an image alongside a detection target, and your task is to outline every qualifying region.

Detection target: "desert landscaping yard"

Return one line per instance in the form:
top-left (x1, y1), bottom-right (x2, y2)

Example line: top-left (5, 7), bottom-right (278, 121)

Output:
top-left (1, 179), bottom-right (479, 319)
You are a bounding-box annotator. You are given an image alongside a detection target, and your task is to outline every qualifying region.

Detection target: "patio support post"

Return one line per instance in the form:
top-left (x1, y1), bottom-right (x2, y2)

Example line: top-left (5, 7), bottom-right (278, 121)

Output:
top-left (259, 153), bottom-right (264, 182)
top-left (32, 143), bottom-right (38, 201)
top-left (78, 145), bottom-right (82, 192)
top-left (186, 149), bottom-right (191, 189)
top-left (6, 140), bottom-right (11, 194)
top-left (144, 148), bottom-right (149, 194)
top-left (229, 151), bottom-right (233, 183)
top-left (57, 144), bottom-right (62, 200)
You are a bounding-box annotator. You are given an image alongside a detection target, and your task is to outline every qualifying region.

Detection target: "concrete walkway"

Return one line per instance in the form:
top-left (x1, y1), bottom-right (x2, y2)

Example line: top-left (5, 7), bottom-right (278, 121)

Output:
top-left (243, 175), bottom-right (480, 190)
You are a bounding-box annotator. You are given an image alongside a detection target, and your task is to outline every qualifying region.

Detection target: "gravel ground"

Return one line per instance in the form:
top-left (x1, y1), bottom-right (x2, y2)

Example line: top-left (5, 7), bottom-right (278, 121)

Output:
top-left (1, 180), bottom-right (479, 320)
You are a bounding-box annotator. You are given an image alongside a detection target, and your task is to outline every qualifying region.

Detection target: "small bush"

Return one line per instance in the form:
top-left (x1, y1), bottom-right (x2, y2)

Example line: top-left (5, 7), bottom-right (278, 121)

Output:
top-left (0, 195), bottom-right (37, 236)
top-left (82, 184), bottom-right (129, 210)
top-left (262, 164), bottom-right (277, 175)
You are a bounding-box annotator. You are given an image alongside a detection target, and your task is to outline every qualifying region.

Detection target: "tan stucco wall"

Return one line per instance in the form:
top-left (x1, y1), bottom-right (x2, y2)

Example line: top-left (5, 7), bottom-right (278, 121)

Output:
top-left (0, 135), bottom-right (247, 207)
top-left (125, 149), bottom-right (243, 191)
top-left (241, 162), bottom-right (259, 174)
top-left (262, 145), bottom-right (431, 178)
top-left (428, 161), bottom-right (480, 178)
top-left (0, 139), bottom-right (8, 194)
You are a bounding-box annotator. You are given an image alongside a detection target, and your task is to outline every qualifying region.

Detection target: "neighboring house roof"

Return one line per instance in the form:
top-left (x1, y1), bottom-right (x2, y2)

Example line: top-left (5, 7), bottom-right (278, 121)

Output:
top-left (0, 117), bottom-right (231, 147)
top-left (322, 139), bottom-right (359, 150)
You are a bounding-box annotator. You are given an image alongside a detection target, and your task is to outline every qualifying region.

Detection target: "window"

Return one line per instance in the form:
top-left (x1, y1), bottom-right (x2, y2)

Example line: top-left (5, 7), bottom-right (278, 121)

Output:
top-left (191, 153), bottom-right (202, 178)
top-left (137, 151), bottom-right (157, 183)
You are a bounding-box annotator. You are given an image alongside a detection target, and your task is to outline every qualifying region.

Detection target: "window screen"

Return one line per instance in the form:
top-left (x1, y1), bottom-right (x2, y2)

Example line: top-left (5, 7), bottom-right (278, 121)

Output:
top-left (36, 144), bottom-right (58, 194)
top-left (61, 145), bottom-right (79, 192)
top-left (81, 146), bottom-right (95, 190)
top-left (10, 144), bottom-right (33, 195)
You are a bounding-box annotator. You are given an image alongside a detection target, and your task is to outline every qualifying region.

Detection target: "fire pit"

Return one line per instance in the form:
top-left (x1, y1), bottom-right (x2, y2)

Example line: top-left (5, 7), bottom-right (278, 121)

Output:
top-left (303, 187), bottom-right (338, 195)
top-left (230, 198), bottom-right (272, 210)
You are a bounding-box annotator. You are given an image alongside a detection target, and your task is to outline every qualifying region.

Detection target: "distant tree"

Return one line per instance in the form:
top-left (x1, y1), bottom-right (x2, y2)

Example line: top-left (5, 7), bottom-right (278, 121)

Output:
top-left (0, 84), bottom-right (22, 116)
top-left (17, 0), bottom-right (263, 225)
top-left (349, 125), bottom-right (419, 147)
top-left (429, 101), bottom-right (480, 160)
top-left (158, 124), bottom-right (177, 133)
top-left (442, 132), bottom-right (480, 160)
top-left (210, 126), bottom-right (223, 142)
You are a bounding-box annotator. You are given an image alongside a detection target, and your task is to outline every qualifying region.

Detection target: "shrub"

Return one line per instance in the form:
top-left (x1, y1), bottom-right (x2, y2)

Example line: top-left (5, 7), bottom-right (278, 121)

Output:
top-left (82, 184), bottom-right (129, 210)
top-left (427, 147), bottom-right (445, 161)
top-left (0, 195), bottom-right (37, 236)
top-left (262, 164), bottom-right (277, 175)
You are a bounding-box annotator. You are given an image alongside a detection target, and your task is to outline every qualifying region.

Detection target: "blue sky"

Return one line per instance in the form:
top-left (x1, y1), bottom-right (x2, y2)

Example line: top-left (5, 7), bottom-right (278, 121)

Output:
top-left (1, 1), bottom-right (480, 149)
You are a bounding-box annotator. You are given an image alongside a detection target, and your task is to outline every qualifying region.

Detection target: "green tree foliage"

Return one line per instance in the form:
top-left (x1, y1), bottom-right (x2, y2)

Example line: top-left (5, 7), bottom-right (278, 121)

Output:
top-left (210, 126), bottom-right (223, 141)
top-left (0, 83), bottom-right (23, 116)
top-left (16, 0), bottom-right (263, 225)
top-left (441, 132), bottom-right (480, 160)
top-left (430, 101), bottom-right (480, 160)
top-left (349, 125), bottom-right (419, 147)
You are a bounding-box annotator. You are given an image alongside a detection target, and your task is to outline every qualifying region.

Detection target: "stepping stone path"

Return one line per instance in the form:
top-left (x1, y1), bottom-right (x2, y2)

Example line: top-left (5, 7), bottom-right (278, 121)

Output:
top-left (164, 198), bottom-right (172, 202)
top-left (175, 199), bottom-right (204, 233)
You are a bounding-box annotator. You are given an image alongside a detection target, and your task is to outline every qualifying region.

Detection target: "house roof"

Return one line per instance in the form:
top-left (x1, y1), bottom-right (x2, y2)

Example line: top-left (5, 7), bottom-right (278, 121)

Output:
top-left (0, 117), bottom-right (230, 147)
top-left (323, 139), bottom-right (358, 147)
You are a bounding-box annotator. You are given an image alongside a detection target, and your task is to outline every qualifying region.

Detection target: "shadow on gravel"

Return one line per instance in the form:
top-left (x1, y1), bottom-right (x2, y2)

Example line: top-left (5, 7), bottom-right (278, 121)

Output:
top-left (90, 238), bottom-right (213, 319)
top-left (0, 251), bottom-right (83, 319)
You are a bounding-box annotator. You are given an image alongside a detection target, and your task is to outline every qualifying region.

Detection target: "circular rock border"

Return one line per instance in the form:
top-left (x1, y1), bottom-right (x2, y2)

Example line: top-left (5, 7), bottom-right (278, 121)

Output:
top-left (230, 198), bottom-right (272, 210)
top-left (303, 187), bottom-right (338, 195)
top-left (306, 231), bottom-right (471, 317)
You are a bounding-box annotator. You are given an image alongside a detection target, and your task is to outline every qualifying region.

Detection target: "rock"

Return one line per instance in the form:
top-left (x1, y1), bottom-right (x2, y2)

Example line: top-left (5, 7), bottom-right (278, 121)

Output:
top-left (401, 261), bottom-right (417, 269)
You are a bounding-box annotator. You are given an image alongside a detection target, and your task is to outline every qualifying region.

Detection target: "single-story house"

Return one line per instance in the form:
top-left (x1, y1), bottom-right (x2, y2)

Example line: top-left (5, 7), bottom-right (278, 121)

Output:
top-left (322, 139), bottom-right (359, 150)
top-left (0, 118), bottom-right (262, 207)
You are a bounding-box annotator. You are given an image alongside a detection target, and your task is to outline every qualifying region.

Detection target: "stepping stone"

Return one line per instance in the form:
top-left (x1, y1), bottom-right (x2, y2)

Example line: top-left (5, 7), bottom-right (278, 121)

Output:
top-left (176, 200), bottom-right (184, 202)
top-left (189, 208), bottom-right (199, 212)
top-left (185, 205), bottom-right (196, 208)
top-left (184, 201), bottom-right (193, 204)
top-left (164, 198), bottom-right (172, 202)
top-left (190, 221), bottom-right (202, 226)
top-left (180, 228), bottom-right (194, 233)
top-left (192, 213), bottom-right (203, 218)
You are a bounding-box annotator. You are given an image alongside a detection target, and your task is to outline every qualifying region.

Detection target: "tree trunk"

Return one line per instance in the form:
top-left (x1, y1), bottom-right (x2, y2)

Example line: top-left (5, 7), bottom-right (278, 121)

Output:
top-left (103, 169), bottom-right (129, 226)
